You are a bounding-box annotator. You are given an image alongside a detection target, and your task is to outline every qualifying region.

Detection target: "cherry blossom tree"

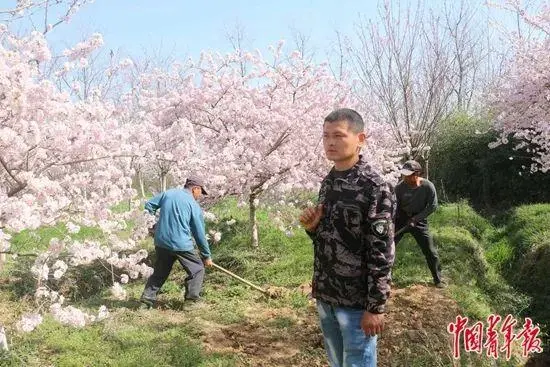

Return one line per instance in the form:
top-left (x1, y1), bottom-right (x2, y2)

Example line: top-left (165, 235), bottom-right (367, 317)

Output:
top-left (0, 30), bottom-right (137, 234)
top-left (147, 44), bottom-right (399, 247)
top-left (128, 64), bottom-right (201, 193)
top-left (348, 0), bottom-right (506, 169)
top-left (1, 1), bottom-right (94, 34)
top-left (148, 46), bottom-right (341, 246)
top-left (488, 1), bottom-right (550, 173)
top-left (0, 8), bottom-right (150, 333)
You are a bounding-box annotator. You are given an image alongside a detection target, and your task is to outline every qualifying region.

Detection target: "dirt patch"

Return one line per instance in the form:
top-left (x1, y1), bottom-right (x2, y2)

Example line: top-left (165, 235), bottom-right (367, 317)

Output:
top-left (200, 307), bottom-right (327, 367)
top-left (525, 352), bottom-right (550, 367)
top-left (263, 286), bottom-right (290, 299)
top-left (378, 284), bottom-right (459, 366)
top-left (199, 284), bottom-right (464, 366)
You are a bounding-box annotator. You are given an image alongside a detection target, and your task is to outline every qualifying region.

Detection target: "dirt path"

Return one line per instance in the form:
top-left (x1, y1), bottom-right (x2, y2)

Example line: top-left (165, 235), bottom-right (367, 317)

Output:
top-left (199, 311), bottom-right (325, 366)
top-left (378, 284), bottom-right (459, 366)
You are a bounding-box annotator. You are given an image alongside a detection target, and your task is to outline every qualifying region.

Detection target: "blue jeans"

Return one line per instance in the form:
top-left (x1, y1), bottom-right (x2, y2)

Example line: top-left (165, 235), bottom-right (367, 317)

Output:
top-left (316, 300), bottom-right (377, 367)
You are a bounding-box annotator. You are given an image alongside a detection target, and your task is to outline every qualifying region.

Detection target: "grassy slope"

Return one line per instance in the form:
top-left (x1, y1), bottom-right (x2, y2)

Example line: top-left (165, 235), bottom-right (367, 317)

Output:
top-left (504, 204), bottom-right (550, 346)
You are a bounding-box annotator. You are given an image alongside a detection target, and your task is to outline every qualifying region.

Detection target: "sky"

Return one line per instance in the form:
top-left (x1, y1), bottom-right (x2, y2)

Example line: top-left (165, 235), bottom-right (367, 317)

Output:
top-left (32, 0), bottom-right (381, 62)
top-left (5, 0), bottom-right (522, 65)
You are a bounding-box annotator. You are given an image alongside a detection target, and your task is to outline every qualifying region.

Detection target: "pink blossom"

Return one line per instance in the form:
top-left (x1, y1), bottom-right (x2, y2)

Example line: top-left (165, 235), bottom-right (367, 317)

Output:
top-left (16, 313), bottom-right (43, 332)
top-left (489, 4), bottom-right (550, 172)
top-left (120, 274), bottom-right (129, 284)
top-left (110, 282), bottom-right (127, 300)
top-left (65, 222), bottom-right (81, 234)
top-left (52, 260), bottom-right (68, 279)
top-left (97, 306), bottom-right (109, 321)
top-left (140, 264), bottom-right (154, 278)
top-left (49, 304), bottom-right (92, 328)
top-left (203, 212), bottom-right (217, 222)
top-left (0, 230), bottom-right (11, 252)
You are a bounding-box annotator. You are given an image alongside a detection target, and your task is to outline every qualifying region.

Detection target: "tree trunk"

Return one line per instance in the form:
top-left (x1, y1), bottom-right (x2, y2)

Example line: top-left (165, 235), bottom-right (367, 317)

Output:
top-left (249, 193), bottom-right (259, 248)
top-left (160, 173), bottom-right (167, 192)
top-left (425, 158), bottom-right (430, 179)
top-left (138, 170), bottom-right (145, 198)
top-left (481, 161), bottom-right (491, 209)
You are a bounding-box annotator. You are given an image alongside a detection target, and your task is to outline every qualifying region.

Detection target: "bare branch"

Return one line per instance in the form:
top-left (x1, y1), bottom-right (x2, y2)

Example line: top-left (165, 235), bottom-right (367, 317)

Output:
top-left (0, 155), bottom-right (23, 187)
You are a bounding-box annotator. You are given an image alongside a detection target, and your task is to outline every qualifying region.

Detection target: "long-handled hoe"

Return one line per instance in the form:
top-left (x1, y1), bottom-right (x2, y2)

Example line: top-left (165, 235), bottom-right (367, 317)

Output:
top-left (175, 254), bottom-right (284, 299)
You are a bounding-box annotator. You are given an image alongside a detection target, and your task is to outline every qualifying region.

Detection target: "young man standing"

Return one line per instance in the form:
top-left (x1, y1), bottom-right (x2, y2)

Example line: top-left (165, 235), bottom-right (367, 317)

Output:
top-left (394, 160), bottom-right (443, 288)
top-left (140, 176), bottom-right (213, 308)
top-left (300, 108), bottom-right (396, 367)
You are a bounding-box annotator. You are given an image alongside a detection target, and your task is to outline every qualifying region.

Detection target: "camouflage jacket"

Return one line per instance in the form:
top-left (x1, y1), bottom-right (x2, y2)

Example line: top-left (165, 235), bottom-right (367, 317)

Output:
top-left (308, 157), bottom-right (396, 313)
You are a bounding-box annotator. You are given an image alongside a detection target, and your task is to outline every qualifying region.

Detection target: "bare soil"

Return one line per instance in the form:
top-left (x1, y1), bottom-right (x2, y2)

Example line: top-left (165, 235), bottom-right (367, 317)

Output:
top-left (199, 283), bottom-right (463, 366)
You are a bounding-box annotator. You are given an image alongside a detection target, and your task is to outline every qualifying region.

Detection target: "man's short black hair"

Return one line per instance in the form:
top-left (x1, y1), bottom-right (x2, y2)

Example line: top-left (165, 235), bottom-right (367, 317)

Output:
top-left (324, 108), bottom-right (364, 133)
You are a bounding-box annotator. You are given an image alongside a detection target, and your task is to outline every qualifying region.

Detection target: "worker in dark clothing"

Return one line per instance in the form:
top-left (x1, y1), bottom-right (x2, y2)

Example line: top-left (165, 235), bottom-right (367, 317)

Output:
top-left (394, 160), bottom-right (444, 288)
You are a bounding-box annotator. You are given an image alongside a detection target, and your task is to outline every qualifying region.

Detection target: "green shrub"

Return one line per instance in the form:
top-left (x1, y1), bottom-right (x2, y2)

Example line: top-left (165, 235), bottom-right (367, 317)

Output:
top-left (430, 113), bottom-right (550, 209)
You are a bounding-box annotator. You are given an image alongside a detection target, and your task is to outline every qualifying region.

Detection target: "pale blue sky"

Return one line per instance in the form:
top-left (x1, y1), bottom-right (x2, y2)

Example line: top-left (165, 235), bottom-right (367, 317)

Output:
top-left (39, 0), bottom-right (380, 61)
top-left (6, 0), bottom-right (518, 65)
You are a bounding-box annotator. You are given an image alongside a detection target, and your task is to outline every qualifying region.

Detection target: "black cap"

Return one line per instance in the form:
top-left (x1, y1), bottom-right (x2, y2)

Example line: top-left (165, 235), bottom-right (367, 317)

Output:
top-left (185, 176), bottom-right (208, 195)
top-left (400, 160), bottom-right (422, 176)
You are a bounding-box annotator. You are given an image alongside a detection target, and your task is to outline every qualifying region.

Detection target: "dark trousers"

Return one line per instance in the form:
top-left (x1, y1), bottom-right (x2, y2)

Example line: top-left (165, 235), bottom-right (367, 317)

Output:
top-left (141, 246), bottom-right (205, 302)
top-left (395, 215), bottom-right (442, 284)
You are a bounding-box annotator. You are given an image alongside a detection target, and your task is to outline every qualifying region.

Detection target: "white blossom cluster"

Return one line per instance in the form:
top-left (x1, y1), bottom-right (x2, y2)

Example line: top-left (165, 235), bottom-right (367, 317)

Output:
top-left (49, 304), bottom-right (109, 328)
top-left (23, 212), bottom-right (155, 332)
top-left (203, 211), bottom-right (217, 222)
top-left (0, 229), bottom-right (11, 252)
top-left (207, 230), bottom-right (222, 243)
top-left (16, 313), bottom-right (43, 332)
top-left (110, 282), bottom-right (127, 300)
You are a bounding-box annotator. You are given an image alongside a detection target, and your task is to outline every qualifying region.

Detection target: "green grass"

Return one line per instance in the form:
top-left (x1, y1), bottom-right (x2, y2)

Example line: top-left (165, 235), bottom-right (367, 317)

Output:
top-left (3, 313), bottom-right (236, 367)
top-left (205, 197), bottom-right (313, 289)
top-left (8, 223), bottom-right (106, 254)
top-left (392, 203), bottom-right (531, 366)
top-left (0, 197), bottom-right (316, 366)
top-left (429, 201), bottom-right (495, 241)
top-left (506, 204), bottom-right (550, 264)
top-left (501, 204), bottom-right (550, 345)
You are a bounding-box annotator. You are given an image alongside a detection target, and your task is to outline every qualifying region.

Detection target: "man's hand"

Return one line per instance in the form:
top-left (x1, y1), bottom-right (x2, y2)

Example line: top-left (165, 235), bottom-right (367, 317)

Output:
top-left (147, 224), bottom-right (156, 237)
top-left (299, 204), bottom-right (324, 232)
top-left (361, 311), bottom-right (385, 336)
top-left (407, 218), bottom-right (416, 227)
top-left (203, 258), bottom-right (213, 267)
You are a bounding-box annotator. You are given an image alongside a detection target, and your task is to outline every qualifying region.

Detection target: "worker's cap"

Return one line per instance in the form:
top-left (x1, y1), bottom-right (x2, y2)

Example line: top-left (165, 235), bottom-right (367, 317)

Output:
top-left (185, 176), bottom-right (208, 195)
top-left (399, 160), bottom-right (422, 176)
